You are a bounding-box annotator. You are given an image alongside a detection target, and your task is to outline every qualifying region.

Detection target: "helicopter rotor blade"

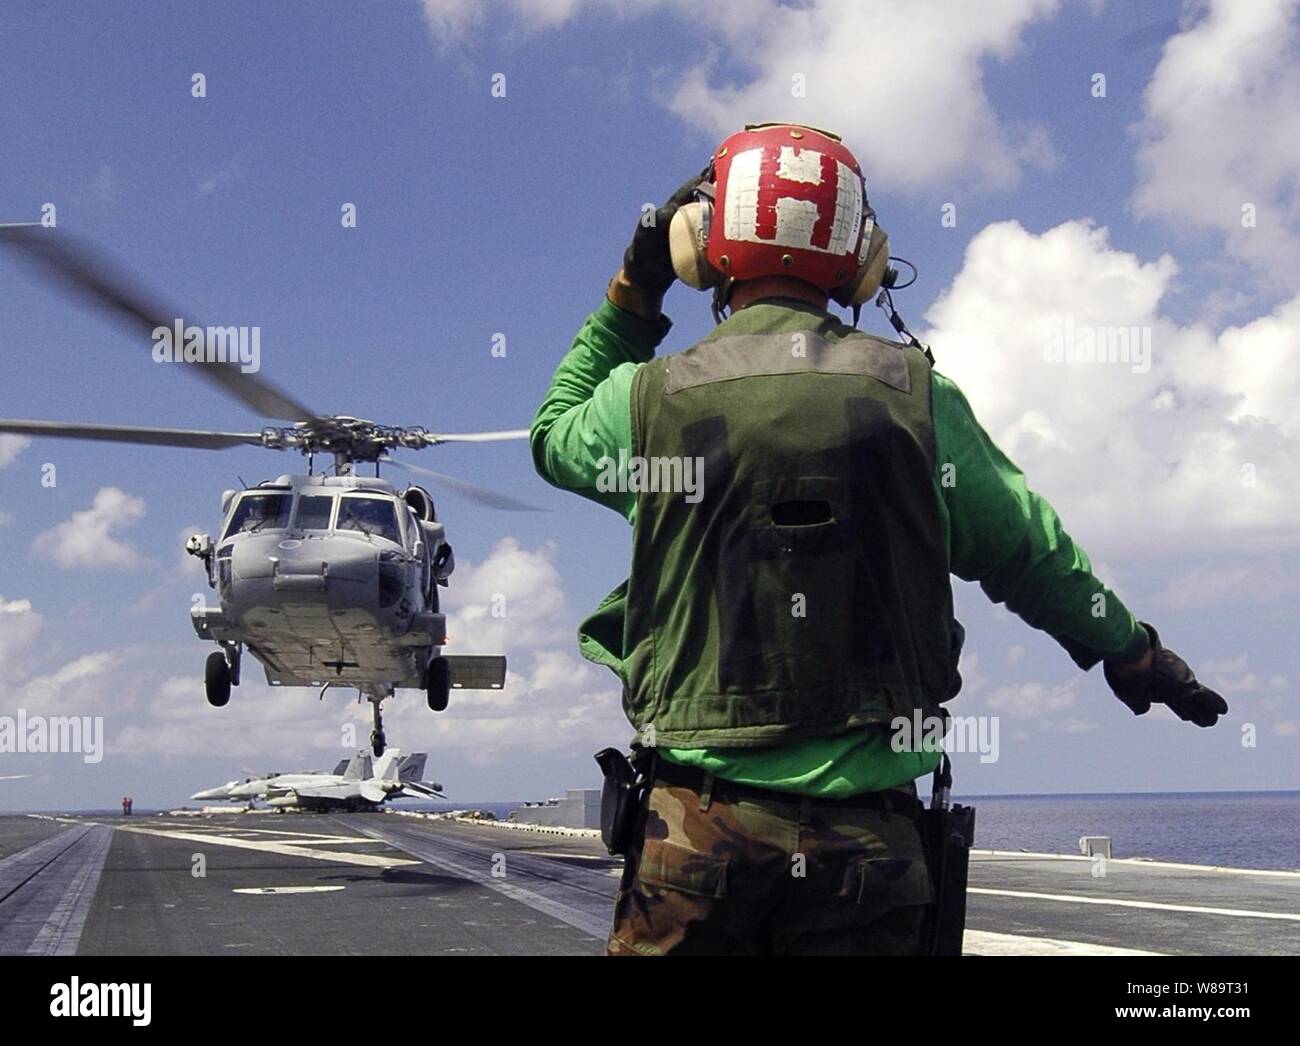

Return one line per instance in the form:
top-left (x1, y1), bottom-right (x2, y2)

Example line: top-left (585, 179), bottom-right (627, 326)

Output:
top-left (421, 429), bottom-right (530, 445)
top-left (0, 419), bottom-right (265, 451)
top-left (0, 224), bottom-right (319, 423)
top-left (382, 457), bottom-right (543, 512)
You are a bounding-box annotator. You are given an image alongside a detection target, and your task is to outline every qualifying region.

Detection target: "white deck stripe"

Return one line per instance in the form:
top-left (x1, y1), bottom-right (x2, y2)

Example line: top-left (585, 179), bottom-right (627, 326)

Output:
top-left (26, 826), bottom-right (113, 955)
top-left (350, 821), bottom-right (613, 939)
top-left (974, 848), bottom-right (1300, 878)
top-left (115, 825), bottom-right (417, 869)
top-left (964, 929), bottom-right (1163, 956)
top-left (970, 886), bottom-right (1300, 921)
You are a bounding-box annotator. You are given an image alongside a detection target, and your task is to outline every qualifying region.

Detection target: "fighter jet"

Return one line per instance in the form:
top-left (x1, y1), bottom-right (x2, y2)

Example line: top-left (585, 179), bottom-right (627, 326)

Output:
top-left (192, 749), bottom-right (444, 812)
top-left (189, 759), bottom-right (348, 802)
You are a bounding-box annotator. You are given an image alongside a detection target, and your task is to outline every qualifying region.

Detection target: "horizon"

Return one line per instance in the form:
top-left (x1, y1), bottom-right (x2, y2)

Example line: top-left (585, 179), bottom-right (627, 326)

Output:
top-left (2, 0), bottom-right (1297, 809)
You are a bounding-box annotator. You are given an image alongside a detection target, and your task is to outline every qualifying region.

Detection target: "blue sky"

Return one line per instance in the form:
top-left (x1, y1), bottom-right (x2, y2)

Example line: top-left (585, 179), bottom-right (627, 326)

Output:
top-left (1, 0), bottom-right (1296, 809)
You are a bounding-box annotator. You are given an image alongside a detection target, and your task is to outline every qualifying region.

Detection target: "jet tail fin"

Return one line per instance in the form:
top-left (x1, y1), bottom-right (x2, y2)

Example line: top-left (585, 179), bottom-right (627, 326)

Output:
top-left (372, 749), bottom-right (403, 783)
top-left (398, 753), bottom-right (428, 783)
top-left (342, 751), bottom-right (372, 782)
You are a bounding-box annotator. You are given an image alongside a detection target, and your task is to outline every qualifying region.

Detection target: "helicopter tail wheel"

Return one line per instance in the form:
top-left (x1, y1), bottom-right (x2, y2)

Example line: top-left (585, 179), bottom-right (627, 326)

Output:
top-left (205, 651), bottom-right (232, 707)
top-left (426, 656), bottom-right (451, 712)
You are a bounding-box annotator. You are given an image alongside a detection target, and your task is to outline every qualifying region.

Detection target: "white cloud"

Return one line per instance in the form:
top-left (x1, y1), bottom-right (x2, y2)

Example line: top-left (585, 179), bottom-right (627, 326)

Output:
top-left (1199, 652), bottom-right (1287, 700)
top-left (0, 435), bottom-right (28, 468)
top-left (441, 536), bottom-right (569, 651)
top-left (31, 486), bottom-right (147, 569)
top-left (924, 219), bottom-right (1300, 553)
top-left (664, 0), bottom-right (1061, 191)
top-left (389, 536), bottom-right (625, 759)
top-left (0, 437), bottom-right (25, 528)
top-left (421, 0), bottom-right (585, 37)
top-left (0, 596), bottom-right (133, 723)
top-left (985, 679), bottom-right (1078, 717)
top-left (1159, 563), bottom-right (1299, 608)
top-left (1133, 0), bottom-right (1300, 273)
top-left (0, 596), bottom-right (44, 679)
top-left (84, 163), bottom-right (119, 206)
top-left (20, 651), bottom-right (125, 716)
top-left (196, 154), bottom-right (245, 197)
top-left (420, 0), bottom-right (1063, 190)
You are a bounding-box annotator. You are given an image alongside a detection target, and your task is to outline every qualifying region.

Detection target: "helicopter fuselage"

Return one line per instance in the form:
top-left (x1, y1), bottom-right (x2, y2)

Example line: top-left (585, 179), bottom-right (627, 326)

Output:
top-left (189, 473), bottom-right (451, 692)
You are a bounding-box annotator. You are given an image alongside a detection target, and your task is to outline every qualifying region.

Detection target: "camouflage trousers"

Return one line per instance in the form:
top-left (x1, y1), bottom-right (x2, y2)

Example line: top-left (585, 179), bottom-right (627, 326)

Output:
top-left (607, 765), bottom-right (933, 956)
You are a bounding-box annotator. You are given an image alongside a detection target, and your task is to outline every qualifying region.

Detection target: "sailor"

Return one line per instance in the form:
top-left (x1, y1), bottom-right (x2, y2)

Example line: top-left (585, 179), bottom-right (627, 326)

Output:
top-left (530, 123), bottom-right (1227, 956)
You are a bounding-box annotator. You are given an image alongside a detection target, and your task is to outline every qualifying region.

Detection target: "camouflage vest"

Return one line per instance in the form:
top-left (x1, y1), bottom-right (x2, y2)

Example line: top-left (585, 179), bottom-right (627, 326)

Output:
top-left (579, 301), bottom-right (959, 748)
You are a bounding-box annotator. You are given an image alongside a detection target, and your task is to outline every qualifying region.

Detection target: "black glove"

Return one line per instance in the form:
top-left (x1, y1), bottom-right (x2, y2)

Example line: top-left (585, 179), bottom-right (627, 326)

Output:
top-left (621, 167), bottom-right (710, 298)
top-left (1103, 624), bottom-right (1228, 728)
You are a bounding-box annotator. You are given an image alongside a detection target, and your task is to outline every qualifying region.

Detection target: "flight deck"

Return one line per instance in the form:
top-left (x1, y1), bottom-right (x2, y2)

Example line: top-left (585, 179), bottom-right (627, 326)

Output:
top-left (1, 812), bottom-right (1296, 956)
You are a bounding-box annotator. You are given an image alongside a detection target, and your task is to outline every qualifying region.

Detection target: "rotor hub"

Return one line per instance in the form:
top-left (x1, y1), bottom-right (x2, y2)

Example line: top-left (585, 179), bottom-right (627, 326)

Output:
top-left (259, 417), bottom-right (432, 464)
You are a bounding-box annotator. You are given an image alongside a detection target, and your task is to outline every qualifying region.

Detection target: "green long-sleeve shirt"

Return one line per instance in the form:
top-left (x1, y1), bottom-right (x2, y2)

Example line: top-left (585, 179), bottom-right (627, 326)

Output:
top-left (532, 298), bottom-right (1150, 797)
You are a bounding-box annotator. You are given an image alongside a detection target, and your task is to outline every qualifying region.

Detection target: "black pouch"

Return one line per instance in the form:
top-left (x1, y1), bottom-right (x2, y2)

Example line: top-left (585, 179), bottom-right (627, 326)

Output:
top-left (918, 754), bottom-right (977, 956)
top-left (593, 746), bottom-right (653, 857)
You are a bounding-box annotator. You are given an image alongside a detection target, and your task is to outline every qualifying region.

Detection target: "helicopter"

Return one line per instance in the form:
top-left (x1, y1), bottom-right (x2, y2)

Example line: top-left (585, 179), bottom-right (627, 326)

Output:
top-left (0, 223), bottom-right (536, 756)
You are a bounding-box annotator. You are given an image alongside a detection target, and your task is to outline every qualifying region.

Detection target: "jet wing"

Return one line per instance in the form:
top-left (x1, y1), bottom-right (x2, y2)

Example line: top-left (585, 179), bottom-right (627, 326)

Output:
top-left (286, 781), bottom-right (386, 803)
top-left (280, 784), bottom-right (356, 802)
top-left (397, 781), bottom-right (446, 800)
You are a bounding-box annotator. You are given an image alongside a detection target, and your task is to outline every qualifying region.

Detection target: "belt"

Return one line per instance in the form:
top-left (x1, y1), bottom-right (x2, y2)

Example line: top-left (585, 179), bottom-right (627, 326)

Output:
top-left (651, 754), bottom-right (924, 818)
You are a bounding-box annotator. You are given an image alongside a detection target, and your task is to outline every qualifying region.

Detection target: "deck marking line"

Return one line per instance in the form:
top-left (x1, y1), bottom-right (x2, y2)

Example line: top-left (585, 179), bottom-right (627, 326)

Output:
top-left (972, 849), bottom-right (1300, 878)
top-left (349, 821), bottom-right (611, 939)
top-left (232, 886), bottom-right (346, 895)
top-left (27, 826), bottom-right (113, 955)
top-left (963, 929), bottom-right (1163, 956)
top-left (970, 886), bottom-right (1300, 921)
top-left (115, 825), bottom-right (417, 869)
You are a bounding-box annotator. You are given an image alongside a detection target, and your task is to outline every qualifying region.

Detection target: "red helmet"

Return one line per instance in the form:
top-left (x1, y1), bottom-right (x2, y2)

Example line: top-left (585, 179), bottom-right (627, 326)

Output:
top-left (707, 123), bottom-right (868, 292)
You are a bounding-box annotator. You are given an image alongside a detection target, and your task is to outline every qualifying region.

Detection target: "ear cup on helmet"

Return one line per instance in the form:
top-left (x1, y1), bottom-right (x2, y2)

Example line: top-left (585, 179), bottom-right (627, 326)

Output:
top-left (669, 200), bottom-right (718, 289)
top-left (831, 217), bottom-right (891, 307)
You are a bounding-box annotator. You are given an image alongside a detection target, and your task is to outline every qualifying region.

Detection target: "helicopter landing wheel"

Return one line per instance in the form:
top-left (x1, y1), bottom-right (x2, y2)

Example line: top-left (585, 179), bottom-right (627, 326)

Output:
top-left (205, 651), bottom-right (231, 707)
top-left (368, 694), bottom-right (388, 756)
top-left (426, 656), bottom-right (450, 712)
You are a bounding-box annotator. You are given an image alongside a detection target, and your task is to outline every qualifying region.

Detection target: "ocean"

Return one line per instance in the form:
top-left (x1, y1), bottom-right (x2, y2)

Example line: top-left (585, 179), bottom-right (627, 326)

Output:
top-left (93, 789), bottom-right (1297, 872)
top-left (962, 790), bottom-right (1299, 871)
top-left (425, 790), bottom-right (1300, 871)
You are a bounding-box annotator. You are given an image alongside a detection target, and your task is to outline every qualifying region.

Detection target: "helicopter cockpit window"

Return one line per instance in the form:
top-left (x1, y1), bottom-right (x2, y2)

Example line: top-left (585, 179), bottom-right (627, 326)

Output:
top-left (295, 495), bottom-right (335, 531)
top-left (337, 497), bottom-right (401, 544)
top-left (223, 493), bottom-right (292, 538)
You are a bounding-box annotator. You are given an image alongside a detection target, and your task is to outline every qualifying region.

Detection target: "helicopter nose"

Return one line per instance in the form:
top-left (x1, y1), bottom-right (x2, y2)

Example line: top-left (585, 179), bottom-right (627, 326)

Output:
top-left (230, 535), bottom-right (282, 580)
top-left (272, 541), bottom-right (375, 586)
top-left (230, 535), bottom-right (375, 586)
